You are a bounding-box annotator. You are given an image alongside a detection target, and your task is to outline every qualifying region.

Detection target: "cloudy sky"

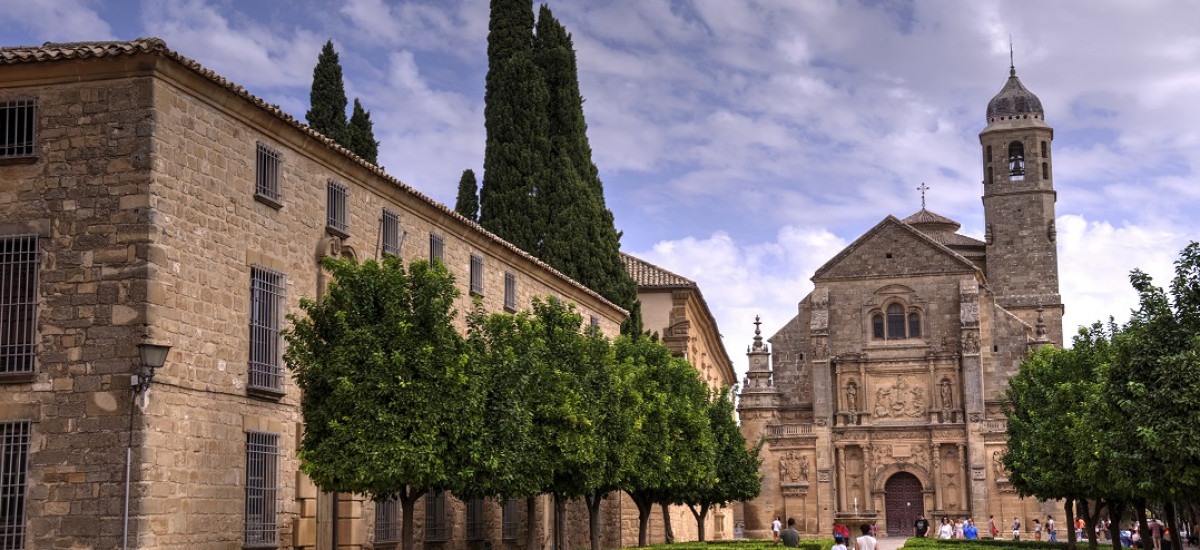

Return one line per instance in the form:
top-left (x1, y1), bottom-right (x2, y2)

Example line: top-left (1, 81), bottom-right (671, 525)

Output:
top-left (5, 0), bottom-right (1198, 379)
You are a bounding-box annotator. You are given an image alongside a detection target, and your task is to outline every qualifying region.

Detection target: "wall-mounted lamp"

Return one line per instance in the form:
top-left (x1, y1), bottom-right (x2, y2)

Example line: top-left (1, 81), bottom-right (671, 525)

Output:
top-left (133, 343), bottom-right (172, 394)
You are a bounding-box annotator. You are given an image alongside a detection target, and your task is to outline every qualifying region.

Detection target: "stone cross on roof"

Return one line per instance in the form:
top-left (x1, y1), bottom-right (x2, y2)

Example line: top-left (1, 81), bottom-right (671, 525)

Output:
top-left (917, 182), bottom-right (930, 209)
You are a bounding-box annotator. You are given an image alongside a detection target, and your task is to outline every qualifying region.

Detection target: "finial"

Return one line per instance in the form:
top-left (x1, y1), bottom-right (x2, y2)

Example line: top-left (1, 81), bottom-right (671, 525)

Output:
top-left (917, 182), bottom-right (930, 209)
top-left (1009, 36), bottom-right (1016, 77)
top-left (754, 315), bottom-right (762, 336)
top-left (1035, 305), bottom-right (1048, 340)
top-left (751, 315), bottom-right (765, 352)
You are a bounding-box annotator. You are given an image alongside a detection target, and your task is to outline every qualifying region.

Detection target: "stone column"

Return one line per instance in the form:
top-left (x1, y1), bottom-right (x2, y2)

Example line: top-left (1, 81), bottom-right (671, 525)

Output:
top-left (931, 443), bottom-right (943, 512)
top-left (835, 446), bottom-right (846, 512)
top-left (957, 443), bottom-right (969, 514)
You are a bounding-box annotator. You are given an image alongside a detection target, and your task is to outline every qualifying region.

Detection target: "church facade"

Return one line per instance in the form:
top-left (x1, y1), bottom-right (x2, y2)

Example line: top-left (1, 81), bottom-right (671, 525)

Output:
top-left (738, 67), bottom-right (1064, 538)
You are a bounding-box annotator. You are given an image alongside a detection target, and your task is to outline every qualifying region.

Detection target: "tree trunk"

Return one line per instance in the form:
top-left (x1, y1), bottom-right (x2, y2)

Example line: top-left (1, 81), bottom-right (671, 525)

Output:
top-left (1165, 501), bottom-right (1181, 550)
top-left (687, 503), bottom-right (710, 542)
top-left (553, 495), bottom-right (568, 550)
top-left (1109, 499), bottom-right (1128, 550)
top-left (1068, 498), bottom-right (1078, 550)
top-left (400, 486), bottom-right (427, 550)
top-left (628, 492), bottom-right (654, 547)
top-left (1079, 498), bottom-right (1106, 550)
top-left (1134, 498), bottom-right (1150, 550)
top-left (661, 502), bottom-right (675, 544)
top-left (585, 492), bottom-right (603, 550)
top-left (528, 496), bottom-right (539, 550)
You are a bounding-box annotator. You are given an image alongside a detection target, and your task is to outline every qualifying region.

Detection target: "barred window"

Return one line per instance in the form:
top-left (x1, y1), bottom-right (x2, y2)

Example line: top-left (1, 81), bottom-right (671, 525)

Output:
top-left (0, 98), bottom-right (36, 159)
top-left (249, 266), bottom-right (285, 393)
top-left (429, 234), bottom-right (444, 264)
top-left (327, 180), bottom-right (349, 237)
top-left (871, 314), bottom-right (884, 340)
top-left (886, 304), bottom-right (906, 339)
top-left (0, 421), bottom-right (30, 549)
top-left (908, 313), bottom-right (922, 338)
top-left (245, 431), bottom-right (279, 547)
top-left (375, 496), bottom-right (400, 543)
top-left (254, 142), bottom-right (282, 206)
top-left (504, 272), bottom-right (517, 312)
top-left (469, 254), bottom-right (484, 296)
top-left (382, 209), bottom-right (402, 257)
top-left (465, 497), bottom-right (485, 540)
top-left (1, 235), bottom-right (38, 376)
top-left (424, 491), bottom-right (448, 542)
top-left (502, 498), bottom-right (520, 540)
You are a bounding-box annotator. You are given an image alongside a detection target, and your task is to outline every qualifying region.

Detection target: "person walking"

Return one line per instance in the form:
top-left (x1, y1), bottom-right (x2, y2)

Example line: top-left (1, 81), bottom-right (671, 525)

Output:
top-left (1151, 518), bottom-right (1164, 550)
top-left (772, 517), bottom-right (782, 546)
top-left (990, 515), bottom-right (998, 539)
top-left (781, 518), bottom-right (801, 548)
top-left (1013, 517), bottom-right (1022, 541)
top-left (857, 523), bottom-right (878, 550)
top-left (965, 519), bottom-right (979, 540)
top-left (940, 518), bottom-right (954, 539)
top-left (914, 514), bottom-right (930, 538)
top-left (1048, 516), bottom-right (1058, 542)
top-left (956, 518), bottom-right (965, 539)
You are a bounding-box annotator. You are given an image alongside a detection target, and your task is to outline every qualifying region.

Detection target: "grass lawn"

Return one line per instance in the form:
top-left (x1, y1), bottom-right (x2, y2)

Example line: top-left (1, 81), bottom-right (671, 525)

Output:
top-left (901, 538), bottom-right (1073, 550)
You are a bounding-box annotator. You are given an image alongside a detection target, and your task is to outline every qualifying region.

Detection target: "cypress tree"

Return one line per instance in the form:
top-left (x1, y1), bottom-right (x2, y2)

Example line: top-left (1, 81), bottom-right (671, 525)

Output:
top-left (345, 98), bottom-right (380, 165)
top-left (306, 40), bottom-right (349, 145)
top-left (534, 6), bottom-right (640, 333)
top-left (480, 0), bottom-right (548, 254)
top-left (455, 169), bottom-right (480, 222)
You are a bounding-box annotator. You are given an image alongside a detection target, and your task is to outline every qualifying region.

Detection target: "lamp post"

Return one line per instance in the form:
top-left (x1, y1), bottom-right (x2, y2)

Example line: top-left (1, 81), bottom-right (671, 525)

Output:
top-left (133, 343), bottom-right (171, 394)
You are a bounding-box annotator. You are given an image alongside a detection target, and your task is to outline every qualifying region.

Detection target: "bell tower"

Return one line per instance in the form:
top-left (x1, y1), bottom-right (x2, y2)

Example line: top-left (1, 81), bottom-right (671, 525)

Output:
top-left (979, 61), bottom-right (1063, 346)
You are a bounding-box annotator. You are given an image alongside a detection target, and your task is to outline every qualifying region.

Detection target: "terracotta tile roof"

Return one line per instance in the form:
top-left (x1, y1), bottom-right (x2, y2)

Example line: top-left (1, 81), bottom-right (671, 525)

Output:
top-left (622, 253), bottom-right (696, 288)
top-left (0, 38), bottom-right (625, 317)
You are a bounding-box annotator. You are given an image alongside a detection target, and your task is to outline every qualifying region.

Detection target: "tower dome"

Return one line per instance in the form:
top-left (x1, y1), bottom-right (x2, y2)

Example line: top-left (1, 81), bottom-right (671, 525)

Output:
top-left (986, 66), bottom-right (1043, 122)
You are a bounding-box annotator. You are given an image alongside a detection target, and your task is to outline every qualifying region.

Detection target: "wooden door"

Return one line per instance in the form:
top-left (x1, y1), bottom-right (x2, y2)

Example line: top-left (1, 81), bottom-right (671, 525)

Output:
top-left (885, 472), bottom-right (924, 536)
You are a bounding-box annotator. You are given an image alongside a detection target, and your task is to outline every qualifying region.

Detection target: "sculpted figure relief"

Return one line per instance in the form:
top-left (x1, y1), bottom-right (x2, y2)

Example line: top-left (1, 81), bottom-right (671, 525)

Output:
top-left (779, 451), bottom-right (809, 483)
top-left (846, 381), bottom-right (858, 411)
top-left (963, 332), bottom-right (981, 354)
top-left (872, 376), bottom-right (926, 418)
top-left (940, 378), bottom-right (953, 410)
top-left (992, 451), bottom-right (1008, 479)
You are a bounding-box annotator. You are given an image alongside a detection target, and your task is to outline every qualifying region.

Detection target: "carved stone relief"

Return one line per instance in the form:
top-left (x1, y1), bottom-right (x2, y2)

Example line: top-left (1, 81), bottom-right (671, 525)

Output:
top-left (778, 450), bottom-right (810, 484)
top-left (871, 375), bottom-right (926, 419)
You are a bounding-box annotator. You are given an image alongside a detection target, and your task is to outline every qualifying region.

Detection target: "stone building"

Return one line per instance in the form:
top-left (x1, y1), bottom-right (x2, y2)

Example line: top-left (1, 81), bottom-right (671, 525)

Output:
top-left (0, 38), bottom-right (632, 550)
top-left (622, 252), bottom-right (738, 541)
top-left (738, 65), bottom-right (1064, 538)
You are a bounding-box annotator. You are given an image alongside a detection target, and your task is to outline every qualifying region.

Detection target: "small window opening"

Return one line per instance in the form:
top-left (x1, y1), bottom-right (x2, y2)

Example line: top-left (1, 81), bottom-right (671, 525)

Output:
top-left (1008, 141), bottom-right (1025, 180)
top-left (886, 304), bottom-right (906, 339)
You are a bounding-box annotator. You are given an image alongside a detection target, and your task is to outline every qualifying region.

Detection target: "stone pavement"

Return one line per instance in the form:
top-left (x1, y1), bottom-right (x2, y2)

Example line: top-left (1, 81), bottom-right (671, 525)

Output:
top-left (873, 537), bottom-right (908, 550)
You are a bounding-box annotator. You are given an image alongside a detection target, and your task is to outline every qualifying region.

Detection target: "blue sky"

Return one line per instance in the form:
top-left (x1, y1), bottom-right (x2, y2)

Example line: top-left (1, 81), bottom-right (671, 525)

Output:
top-left (5, 0), bottom-right (1198, 380)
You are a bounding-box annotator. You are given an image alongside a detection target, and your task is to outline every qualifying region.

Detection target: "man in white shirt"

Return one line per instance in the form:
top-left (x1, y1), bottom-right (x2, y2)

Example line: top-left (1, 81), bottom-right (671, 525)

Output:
top-left (857, 523), bottom-right (877, 550)
top-left (772, 517), bottom-right (782, 546)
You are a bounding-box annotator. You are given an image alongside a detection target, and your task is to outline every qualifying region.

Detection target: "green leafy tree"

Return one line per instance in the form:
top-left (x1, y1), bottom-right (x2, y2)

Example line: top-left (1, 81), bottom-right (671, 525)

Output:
top-left (284, 257), bottom-right (474, 550)
top-left (682, 387), bottom-right (763, 541)
top-left (345, 98), bottom-right (379, 164)
top-left (455, 169), bottom-right (480, 222)
top-left (306, 40), bottom-right (348, 145)
top-left (583, 334), bottom-right (642, 550)
top-left (480, 0), bottom-right (547, 254)
top-left (619, 337), bottom-right (716, 547)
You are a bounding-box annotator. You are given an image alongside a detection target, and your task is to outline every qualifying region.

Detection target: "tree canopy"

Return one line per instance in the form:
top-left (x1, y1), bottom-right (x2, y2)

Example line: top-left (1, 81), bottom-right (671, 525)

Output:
top-left (455, 169), bottom-right (480, 222)
top-left (305, 40), bottom-right (349, 145)
top-left (346, 98), bottom-right (379, 164)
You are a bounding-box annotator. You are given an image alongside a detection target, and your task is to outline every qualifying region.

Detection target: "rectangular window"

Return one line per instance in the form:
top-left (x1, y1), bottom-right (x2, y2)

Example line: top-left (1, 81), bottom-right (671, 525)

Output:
top-left (424, 491), bottom-right (447, 542)
top-left (465, 498), bottom-right (485, 540)
top-left (502, 498), bottom-right (520, 540)
top-left (590, 315), bottom-right (600, 329)
top-left (254, 142), bottom-right (282, 206)
top-left (1, 235), bottom-right (38, 376)
top-left (0, 98), bottom-right (36, 159)
top-left (374, 496), bottom-right (400, 543)
top-left (0, 421), bottom-right (30, 549)
top-left (1042, 162), bottom-right (1049, 179)
top-left (429, 234), bottom-right (444, 264)
top-left (469, 254), bottom-right (484, 296)
top-left (382, 209), bottom-right (402, 257)
top-left (503, 272), bottom-right (517, 312)
top-left (326, 180), bottom-right (350, 237)
top-left (245, 431), bottom-right (279, 547)
top-left (1041, 140), bottom-right (1048, 158)
top-left (249, 266), bottom-right (285, 393)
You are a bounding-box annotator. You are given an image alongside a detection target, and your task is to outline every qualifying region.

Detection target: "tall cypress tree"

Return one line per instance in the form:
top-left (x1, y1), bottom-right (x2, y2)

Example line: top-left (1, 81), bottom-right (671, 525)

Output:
top-left (455, 169), bottom-right (480, 222)
top-left (346, 98), bottom-right (380, 164)
top-left (480, 0), bottom-right (548, 255)
top-left (306, 40), bottom-right (348, 145)
top-left (534, 6), bottom-right (640, 333)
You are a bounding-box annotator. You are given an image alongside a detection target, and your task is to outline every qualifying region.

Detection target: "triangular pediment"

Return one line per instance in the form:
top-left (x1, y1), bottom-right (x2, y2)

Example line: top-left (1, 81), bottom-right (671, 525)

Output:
top-left (813, 216), bottom-right (979, 281)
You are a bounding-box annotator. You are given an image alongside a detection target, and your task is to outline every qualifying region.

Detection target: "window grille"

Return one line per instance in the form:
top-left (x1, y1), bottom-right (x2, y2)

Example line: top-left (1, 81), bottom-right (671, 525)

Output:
top-left (382, 209), bottom-right (402, 257)
top-left (908, 313), bottom-right (921, 338)
top-left (504, 272), bottom-right (517, 312)
top-left (429, 234), bottom-right (444, 264)
top-left (465, 498), bottom-right (485, 540)
top-left (245, 431), bottom-right (279, 547)
top-left (255, 142), bottom-right (282, 205)
top-left (502, 498), bottom-right (520, 540)
top-left (327, 180), bottom-right (350, 236)
top-left (424, 491), bottom-right (448, 541)
top-left (0, 99), bottom-right (36, 159)
top-left (0, 421), bottom-right (30, 550)
top-left (871, 314), bottom-right (884, 340)
top-left (469, 254), bottom-right (484, 296)
top-left (249, 266), bottom-right (285, 392)
top-left (375, 496), bottom-right (400, 543)
top-left (1, 235), bottom-right (38, 375)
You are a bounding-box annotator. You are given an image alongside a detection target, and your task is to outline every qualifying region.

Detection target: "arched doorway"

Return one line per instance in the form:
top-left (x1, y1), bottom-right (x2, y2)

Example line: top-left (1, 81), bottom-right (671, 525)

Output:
top-left (885, 472), bottom-right (924, 536)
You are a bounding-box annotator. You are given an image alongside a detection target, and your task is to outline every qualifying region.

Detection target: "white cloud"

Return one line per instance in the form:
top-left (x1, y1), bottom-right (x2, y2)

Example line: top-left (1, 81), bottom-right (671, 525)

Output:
top-left (0, 0), bottom-right (114, 41)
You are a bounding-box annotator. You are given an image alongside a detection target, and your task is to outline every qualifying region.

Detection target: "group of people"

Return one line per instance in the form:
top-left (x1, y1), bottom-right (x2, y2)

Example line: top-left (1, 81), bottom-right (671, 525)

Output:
top-left (770, 518), bottom-right (877, 550)
top-left (913, 514), bottom-right (980, 539)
